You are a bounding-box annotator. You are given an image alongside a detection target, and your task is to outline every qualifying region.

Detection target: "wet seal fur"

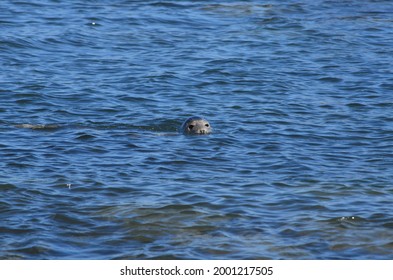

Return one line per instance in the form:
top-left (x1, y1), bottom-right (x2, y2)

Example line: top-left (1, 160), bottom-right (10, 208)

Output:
top-left (15, 124), bottom-right (60, 130)
top-left (16, 117), bottom-right (213, 135)
top-left (180, 116), bottom-right (212, 135)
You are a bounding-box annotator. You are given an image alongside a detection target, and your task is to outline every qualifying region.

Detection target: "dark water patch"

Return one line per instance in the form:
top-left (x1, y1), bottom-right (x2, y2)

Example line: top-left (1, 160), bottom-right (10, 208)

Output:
top-left (75, 133), bottom-right (96, 141)
top-left (7, 245), bottom-right (52, 259)
top-left (0, 184), bottom-right (17, 191)
top-left (318, 76), bottom-right (343, 83)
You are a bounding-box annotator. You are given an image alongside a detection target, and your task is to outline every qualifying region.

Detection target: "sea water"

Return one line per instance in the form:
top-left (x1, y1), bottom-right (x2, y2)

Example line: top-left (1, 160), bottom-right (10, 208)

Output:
top-left (1, 0), bottom-right (393, 259)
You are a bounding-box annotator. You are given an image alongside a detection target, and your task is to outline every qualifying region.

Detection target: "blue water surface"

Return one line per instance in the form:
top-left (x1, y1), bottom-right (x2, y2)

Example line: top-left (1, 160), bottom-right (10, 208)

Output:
top-left (1, 0), bottom-right (393, 259)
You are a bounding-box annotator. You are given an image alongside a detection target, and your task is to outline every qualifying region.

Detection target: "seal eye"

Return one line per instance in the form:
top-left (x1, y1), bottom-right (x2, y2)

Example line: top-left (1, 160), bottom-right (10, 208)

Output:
top-left (188, 125), bottom-right (194, 130)
top-left (205, 123), bottom-right (210, 127)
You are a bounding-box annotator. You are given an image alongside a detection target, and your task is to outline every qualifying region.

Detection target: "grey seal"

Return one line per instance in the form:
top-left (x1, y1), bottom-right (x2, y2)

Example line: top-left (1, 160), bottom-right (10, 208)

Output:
top-left (180, 116), bottom-right (212, 134)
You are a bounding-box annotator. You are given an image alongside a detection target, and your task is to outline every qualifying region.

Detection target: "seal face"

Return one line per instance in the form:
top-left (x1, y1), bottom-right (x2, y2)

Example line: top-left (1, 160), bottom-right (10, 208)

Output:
top-left (181, 116), bottom-right (212, 135)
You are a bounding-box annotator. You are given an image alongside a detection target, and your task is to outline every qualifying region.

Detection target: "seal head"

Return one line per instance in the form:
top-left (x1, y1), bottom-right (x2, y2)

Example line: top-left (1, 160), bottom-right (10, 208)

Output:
top-left (181, 116), bottom-right (212, 135)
